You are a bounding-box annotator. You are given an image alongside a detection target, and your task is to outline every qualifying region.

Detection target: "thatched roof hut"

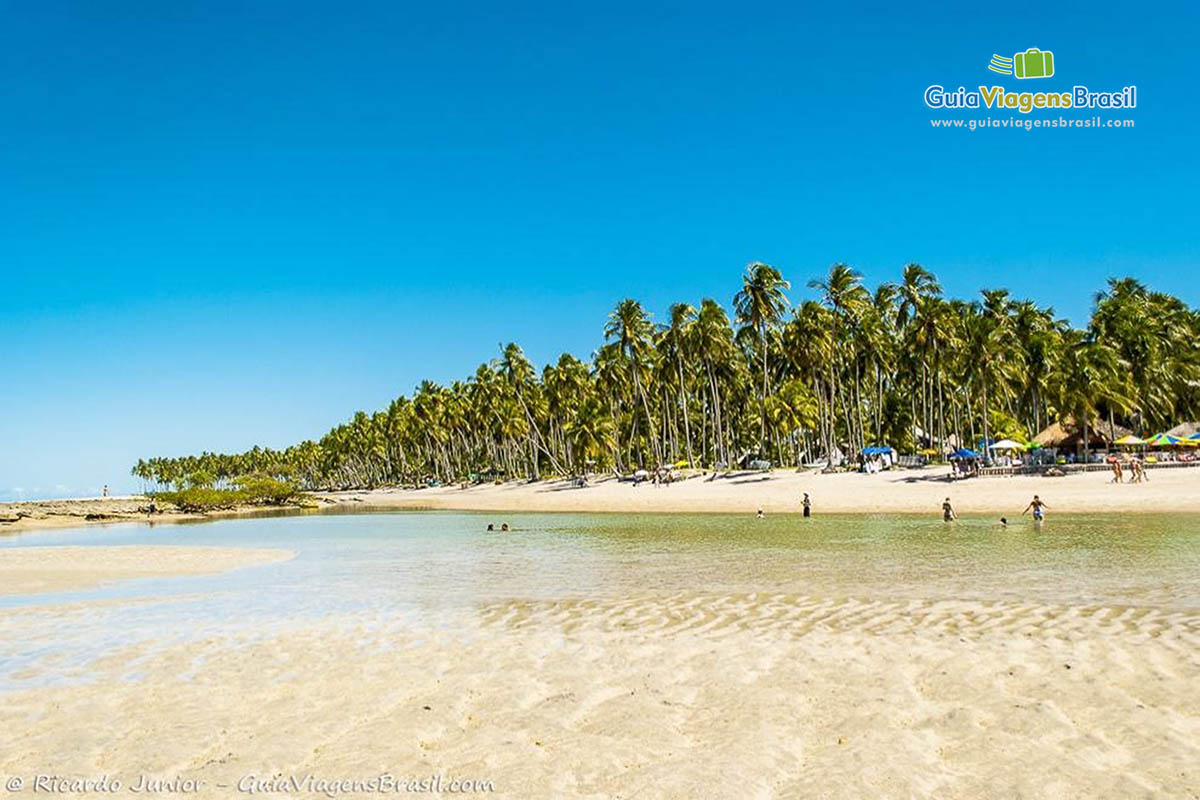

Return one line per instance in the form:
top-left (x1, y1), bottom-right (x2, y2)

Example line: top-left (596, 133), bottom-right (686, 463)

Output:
top-left (1166, 421), bottom-right (1200, 437)
top-left (1032, 418), bottom-right (1132, 448)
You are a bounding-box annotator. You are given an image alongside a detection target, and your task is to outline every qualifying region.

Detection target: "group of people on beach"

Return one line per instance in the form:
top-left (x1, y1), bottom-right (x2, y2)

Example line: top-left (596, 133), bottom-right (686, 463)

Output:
top-left (942, 495), bottom-right (1048, 524)
top-left (1110, 457), bottom-right (1148, 484)
top-left (756, 492), bottom-right (1047, 524)
top-left (756, 492), bottom-right (812, 520)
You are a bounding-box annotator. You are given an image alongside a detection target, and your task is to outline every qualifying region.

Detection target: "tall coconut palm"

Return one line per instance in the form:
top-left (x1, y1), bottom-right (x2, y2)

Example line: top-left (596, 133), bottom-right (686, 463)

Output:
top-left (133, 269), bottom-right (1199, 493)
top-left (734, 262), bottom-right (791, 452)
top-left (692, 298), bottom-right (737, 467)
top-left (604, 299), bottom-right (660, 467)
top-left (808, 264), bottom-right (867, 461)
top-left (1048, 331), bottom-right (1131, 462)
top-left (661, 302), bottom-right (698, 467)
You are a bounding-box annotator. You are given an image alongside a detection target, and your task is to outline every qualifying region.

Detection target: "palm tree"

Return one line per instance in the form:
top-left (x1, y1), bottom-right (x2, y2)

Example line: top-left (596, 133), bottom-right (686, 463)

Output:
top-left (896, 264), bottom-right (943, 453)
top-left (960, 299), bottom-right (1020, 457)
top-left (1048, 330), bottom-right (1131, 462)
top-left (734, 262), bottom-right (791, 453)
top-left (132, 269), bottom-right (1199, 494)
top-left (604, 299), bottom-right (660, 467)
top-left (562, 395), bottom-right (617, 471)
top-left (767, 378), bottom-right (819, 464)
top-left (692, 298), bottom-right (737, 467)
top-left (808, 264), bottom-right (868, 462)
top-left (661, 303), bottom-right (698, 467)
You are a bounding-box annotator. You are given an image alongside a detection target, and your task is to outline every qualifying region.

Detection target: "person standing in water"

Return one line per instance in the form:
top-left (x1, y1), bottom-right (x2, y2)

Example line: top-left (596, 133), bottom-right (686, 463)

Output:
top-left (1023, 495), bottom-right (1048, 522)
top-left (801, 493), bottom-right (811, 518)
top-left (942, 498), bottom-right (956, 522)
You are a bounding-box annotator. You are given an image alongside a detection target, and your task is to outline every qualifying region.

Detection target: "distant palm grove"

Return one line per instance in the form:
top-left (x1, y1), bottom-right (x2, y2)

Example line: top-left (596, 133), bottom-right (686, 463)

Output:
top-left (133, 266), bottom-right (1200, 490)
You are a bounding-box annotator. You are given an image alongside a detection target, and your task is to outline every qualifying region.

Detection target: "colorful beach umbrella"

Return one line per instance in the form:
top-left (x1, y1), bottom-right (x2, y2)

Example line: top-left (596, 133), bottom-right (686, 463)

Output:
top-left (1146, 433), bottom-right (1183, 446)
top-left (1113, 434), bottom-right (1147, 446)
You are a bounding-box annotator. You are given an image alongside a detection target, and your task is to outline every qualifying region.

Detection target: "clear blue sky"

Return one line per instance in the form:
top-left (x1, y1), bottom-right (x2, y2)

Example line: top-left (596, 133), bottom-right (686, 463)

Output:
top-left (3, 1), bottom-right (1197, 499)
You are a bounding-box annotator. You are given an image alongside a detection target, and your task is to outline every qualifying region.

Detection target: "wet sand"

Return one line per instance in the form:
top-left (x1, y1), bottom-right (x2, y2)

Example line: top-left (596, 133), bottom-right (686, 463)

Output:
top-left (0, 546), bottom-right (293, 595)
top-left (1, 593), bottom-right (1196, 798)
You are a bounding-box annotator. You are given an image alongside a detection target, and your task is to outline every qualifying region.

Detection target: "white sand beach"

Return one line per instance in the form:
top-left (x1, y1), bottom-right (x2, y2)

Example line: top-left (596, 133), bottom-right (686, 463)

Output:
top-left (323, 463), bottom-right (1200, 516)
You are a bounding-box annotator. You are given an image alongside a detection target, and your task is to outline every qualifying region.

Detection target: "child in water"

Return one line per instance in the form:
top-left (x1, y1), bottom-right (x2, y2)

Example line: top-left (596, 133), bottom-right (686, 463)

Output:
top-left (1023, 495), bottom-right (1048, 522)
top-left (942, 498), bottom-right (956, 521)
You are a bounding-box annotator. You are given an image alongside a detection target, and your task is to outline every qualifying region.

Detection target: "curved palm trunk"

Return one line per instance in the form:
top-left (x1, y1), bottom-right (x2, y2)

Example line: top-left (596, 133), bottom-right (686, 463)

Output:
top-left (980, 376), bottom-right (991, 463)
top-left (676, 355), bottom-right (695, 467)
top-left (760, 325), bottom-right (769, 452)
top-left (631, 364), bottom-right (660, 467)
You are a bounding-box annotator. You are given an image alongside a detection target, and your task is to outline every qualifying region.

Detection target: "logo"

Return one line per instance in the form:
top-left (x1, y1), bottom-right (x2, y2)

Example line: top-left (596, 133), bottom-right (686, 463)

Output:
top-left (924, 47), bottom-right (1136, 115)
top-left (989, 48), bottom-right (1055, 79)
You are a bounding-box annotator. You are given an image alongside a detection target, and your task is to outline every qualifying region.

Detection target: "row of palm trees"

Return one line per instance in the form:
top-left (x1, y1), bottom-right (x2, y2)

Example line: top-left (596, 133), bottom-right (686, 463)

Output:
top-left (131, 267), bottom-right (1200, 491)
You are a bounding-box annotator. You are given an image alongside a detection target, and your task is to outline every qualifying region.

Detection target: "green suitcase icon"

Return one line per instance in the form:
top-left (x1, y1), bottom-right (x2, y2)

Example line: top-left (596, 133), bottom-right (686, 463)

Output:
top-left (1014, 48), bottom-right (1054, 79)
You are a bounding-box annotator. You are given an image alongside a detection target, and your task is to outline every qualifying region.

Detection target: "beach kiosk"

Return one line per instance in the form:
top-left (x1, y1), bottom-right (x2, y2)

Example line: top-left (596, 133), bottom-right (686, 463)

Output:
top-left (948, 447), bottom-right (983, 479)
top-left (859, 446), bottom-right (895, 472)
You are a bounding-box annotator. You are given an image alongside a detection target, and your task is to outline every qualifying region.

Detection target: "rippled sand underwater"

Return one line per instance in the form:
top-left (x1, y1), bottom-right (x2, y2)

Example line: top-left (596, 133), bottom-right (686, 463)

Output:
top-left (2, 512), bottom-right (1198, 798)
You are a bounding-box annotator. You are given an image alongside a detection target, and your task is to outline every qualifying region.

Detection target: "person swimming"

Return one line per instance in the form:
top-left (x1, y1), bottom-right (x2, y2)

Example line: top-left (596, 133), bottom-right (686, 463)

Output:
top-left (500, 523), bottom-right (510, 532)
top-left (486, 523), bottom-right (495, 531)
top-left (756, 508), bottom-right (764, 519)
top-left (942, 498), bottom-right (956, 522)
top-left (1023, 495), bottom-right (1048, 522)
top-left (999, 517), bottom-right (1008, 526)
top-left (802, 493), bottom-right (811, 518)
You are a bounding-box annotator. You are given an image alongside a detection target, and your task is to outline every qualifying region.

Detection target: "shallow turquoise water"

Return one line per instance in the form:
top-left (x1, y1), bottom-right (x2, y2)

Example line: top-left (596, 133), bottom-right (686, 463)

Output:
top-left (4, 510), bottom-right (1200, 609)
top-left (2, 511), bottom-right (1198, 686)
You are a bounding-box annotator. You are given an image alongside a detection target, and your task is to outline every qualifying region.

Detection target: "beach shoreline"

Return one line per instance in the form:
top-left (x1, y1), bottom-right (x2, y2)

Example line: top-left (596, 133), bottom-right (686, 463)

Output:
top-left (316, 463), bottom-right (1200, 517)
top-left (0, 496), bottom-right (320, 536)
top-left (4, 464), bottom-right (1200, 536)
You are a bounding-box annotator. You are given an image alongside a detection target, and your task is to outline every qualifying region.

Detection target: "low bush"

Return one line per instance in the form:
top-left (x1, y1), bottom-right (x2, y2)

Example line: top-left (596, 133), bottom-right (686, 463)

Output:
top-left (151, 475), bottom-right (308, 513)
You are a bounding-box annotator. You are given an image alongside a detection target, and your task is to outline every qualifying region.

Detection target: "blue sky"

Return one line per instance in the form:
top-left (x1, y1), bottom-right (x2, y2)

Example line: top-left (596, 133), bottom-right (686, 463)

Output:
top-left (3, 1), bottom-right (1198, 499)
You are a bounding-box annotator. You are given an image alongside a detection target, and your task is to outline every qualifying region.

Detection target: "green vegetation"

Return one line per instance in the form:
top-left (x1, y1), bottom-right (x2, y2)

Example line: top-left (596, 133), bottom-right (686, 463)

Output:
top-left (151, 475), bottom-right (308, 512)
top-left (132, 268), bottom-right (1200, 489)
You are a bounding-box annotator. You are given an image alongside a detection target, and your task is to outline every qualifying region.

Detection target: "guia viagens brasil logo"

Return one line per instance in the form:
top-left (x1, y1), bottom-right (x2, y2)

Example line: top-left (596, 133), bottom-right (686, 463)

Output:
top-left (925, 48), bottom-right (1136, 114)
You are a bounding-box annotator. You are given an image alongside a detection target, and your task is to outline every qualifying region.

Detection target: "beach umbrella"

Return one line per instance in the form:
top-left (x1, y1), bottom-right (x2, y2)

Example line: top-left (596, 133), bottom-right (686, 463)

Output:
top-left (950, 448), bottom-right (983, 459)
top-left (1191, 432), bottom-right (1200, 441)
top-left (988, 439), bottom-right (1025, 451)
top-left (1113, 434), bottom-right (1147, 446)
top-left (1146, 433), bottom-right (1183, 447)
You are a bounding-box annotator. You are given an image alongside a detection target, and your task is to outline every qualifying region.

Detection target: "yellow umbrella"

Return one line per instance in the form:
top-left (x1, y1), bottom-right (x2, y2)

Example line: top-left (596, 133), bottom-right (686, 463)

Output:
top-left (1113, 434), bottom-right (1147, 446)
